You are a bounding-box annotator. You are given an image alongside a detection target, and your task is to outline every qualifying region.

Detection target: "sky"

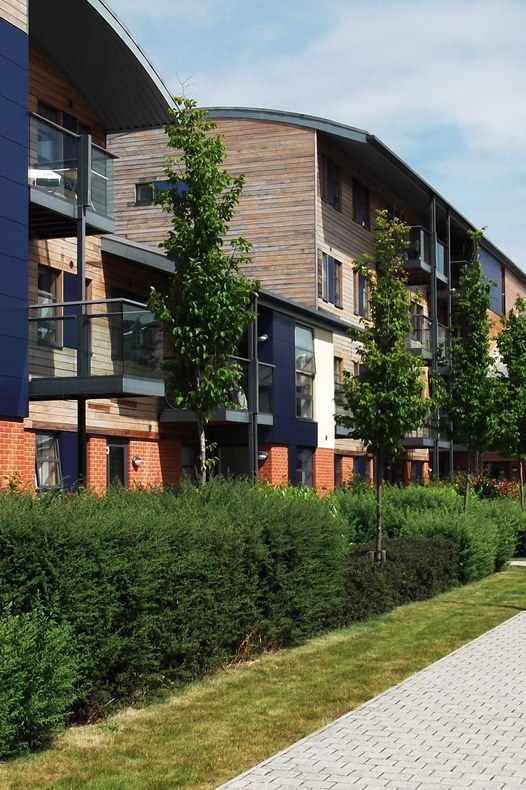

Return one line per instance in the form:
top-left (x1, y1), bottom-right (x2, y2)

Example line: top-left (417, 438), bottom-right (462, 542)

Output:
top-left (108, 0), bottom-right (526, 269)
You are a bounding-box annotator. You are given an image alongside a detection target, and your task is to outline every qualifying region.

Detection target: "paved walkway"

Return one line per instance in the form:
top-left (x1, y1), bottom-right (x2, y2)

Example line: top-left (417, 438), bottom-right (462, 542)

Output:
top-left (218, 607), bottom-right (526, 789)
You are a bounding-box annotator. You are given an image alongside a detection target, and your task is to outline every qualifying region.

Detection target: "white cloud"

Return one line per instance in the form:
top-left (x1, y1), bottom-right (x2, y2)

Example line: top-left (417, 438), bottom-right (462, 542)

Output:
top-left (107, 0), bottom-right (526, 267)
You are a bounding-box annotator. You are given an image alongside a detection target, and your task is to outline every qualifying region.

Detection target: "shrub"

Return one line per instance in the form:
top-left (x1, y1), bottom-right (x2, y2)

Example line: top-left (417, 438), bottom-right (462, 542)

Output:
top-left (344, 537), bottom-right (459, 622)
top-left (0, 604), bottom-right (78, 759)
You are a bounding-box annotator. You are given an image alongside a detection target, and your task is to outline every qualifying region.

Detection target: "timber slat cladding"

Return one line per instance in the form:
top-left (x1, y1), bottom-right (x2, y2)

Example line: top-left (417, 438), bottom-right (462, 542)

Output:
top-left (29, 42), bottom-right (105, 146)
top-left (0, 0), bottom-right (27, 31)
top-left (110, 120), bottom-right (318, 307)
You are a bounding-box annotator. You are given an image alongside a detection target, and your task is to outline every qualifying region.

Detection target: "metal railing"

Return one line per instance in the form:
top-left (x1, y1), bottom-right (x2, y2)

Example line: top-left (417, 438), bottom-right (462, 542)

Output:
top-left (29, 298), bottom-right (163, 380)
top-left (29, 114), bottom-right (114, 217)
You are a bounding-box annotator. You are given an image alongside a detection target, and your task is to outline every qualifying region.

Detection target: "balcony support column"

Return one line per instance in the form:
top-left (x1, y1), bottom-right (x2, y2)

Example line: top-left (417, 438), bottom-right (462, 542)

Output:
top-left (76, 134), bottom-right (92, 484)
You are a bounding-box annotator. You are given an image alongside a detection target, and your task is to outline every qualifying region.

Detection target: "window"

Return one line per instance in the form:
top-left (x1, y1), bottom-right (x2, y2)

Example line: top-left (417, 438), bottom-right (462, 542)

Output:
top-left (135, 180), bottom-right (188, 205)
top-left (354, 456), bottom-right (368, 481)
top-left (296, 447), bottom-right (313, 487)
top-left (37, 266), bottom-right (61, 346)
top-left (480, 249), bottom-right (504, 315)
top-left (353, 179), bottom-right (370, 229)
top-left (353, 270), bottom-right (370, 318)
top-left (107, 439), bottom-right (128, 487)
top-left (320, 156), bottom-right (341, 210)
top-left (35, 432), bottom-right (63, 490)
top-left (321, 253), bottom-right (343, 307)
top-left (295, 325), bottom-right (315, 419)
top-left (334, 454), bottom-right (342, 488)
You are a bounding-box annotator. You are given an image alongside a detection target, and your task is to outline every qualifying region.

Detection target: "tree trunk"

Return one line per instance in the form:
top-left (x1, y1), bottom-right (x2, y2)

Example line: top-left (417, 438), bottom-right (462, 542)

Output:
top-left (375, 451), bottom-right (383, 555)
top-left (520, 459), bottom-right (524, 511)
top-left (464, 450), bottom-right (471, 513)
top-left (197, 416), bottom-right (207, 488)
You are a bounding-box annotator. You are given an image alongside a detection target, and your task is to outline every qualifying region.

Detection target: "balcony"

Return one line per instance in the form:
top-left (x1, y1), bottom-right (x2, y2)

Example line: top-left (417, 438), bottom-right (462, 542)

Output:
top-left (405, 227), bottom-right (448, 284)
top-left (29, 114), bottom-right (115, 238)
top-left (29, 299), bottom-right (164, 399)
top-left (402, 411), bottom-right (450, 449)
top-left (161, 358), bottom-right (274, 425)
top-left (406, 315), bottom-right (432, 357)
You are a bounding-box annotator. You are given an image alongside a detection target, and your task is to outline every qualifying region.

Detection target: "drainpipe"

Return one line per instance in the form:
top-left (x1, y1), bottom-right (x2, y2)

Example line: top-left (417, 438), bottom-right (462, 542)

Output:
top-left (247, 295), bottom-right (259, 484)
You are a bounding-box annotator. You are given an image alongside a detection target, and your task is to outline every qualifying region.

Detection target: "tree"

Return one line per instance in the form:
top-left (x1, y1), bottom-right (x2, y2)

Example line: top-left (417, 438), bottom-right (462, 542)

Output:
top-left (336, 210), bottom-right (431, 557)
top-left (494, 295), bottom-right (526, 509)
top-left (149, 97), bottom-right (259, 486)
top-left (446, 229), bottom-right (495, 510)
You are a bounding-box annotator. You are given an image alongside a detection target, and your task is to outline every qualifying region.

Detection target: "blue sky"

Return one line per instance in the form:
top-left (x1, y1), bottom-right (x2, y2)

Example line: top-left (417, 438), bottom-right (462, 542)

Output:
top-left (108, 0), bottom-right (526, 269)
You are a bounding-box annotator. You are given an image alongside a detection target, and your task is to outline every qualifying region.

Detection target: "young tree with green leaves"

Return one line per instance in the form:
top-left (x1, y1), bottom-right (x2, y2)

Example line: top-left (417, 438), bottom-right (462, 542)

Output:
top-left (494, 295), bottom-right (526, 509)
top-left (336, 210), bottom-right (431, 557)
top-left (149, 97), bottom-right (259, 486)
top-left (446, 229), bottom-right (495, 511)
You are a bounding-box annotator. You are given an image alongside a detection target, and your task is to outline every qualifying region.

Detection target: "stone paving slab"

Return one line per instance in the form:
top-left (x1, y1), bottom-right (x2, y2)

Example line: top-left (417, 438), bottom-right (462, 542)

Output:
top-left (217, 610), bottom-right (526, 789)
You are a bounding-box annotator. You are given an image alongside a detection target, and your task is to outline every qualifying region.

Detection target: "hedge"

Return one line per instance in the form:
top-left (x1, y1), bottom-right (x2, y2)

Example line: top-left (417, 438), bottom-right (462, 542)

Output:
top-left (0, 478), bottom-right (518, 757)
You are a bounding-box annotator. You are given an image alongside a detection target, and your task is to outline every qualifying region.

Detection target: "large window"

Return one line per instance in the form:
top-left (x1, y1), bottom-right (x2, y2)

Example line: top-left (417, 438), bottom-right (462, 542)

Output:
top-left (320, 156), bottom-right (341, 211)
top-left (35, 432), bottom-right (63, 490)
top-left (37, 266), bottom-right (61, 346)
top-left (296, 447), bottom-right (313, 487)
top-left (480, 249), bottom-right (504, 315)
top-left (321, 253), bottom-right (343, 308)
top-left (295, 325), bottom-right (315, 419)
top-left (352, 178), bottom-right (370, 229)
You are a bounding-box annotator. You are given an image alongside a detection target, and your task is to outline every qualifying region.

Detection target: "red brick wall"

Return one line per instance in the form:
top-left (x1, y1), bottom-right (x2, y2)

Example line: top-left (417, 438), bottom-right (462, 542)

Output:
top-left (313, 447), bottom-right (334, 492)
top-left (128, 438), bottom-right (181, 488)
top-left (0, 419), bottom-right (34, 489)
top-left (258, 445), bottom-right (289, 486)
top-left (87, 436), bottom-right (107, 492)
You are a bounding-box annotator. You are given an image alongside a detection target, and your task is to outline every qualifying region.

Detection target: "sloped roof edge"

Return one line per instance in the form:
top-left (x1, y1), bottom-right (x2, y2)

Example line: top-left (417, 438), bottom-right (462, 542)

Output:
top-left (30, 0), bottom-right (173, 133)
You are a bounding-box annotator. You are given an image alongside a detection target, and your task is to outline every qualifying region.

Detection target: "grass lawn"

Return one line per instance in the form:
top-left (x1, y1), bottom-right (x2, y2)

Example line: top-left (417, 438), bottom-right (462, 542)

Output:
top-left (1, 565), bottom-right (525, 790)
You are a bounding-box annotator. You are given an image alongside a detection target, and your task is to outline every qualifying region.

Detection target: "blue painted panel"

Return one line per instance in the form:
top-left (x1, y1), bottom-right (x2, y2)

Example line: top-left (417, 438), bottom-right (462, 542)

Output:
top-left (0, 216), bottom-right (27, 260)
top-left (0, 18), bottom-right (28, 420)
top-left (0, 177), bottom-right (27, 225)
top-left (0, 137), bottom-right (27, 185)
top-left (0, 18), bottom-right (28, 69)
top-left (0, 252), bottom-right (28, 300)
top-left (0, 95), bottom-right (28, 145)
top-left (0, 374), bottom-right (28, 418)
top-left (60, 431), bottom-right (79, 491)
top-left (480, 248), bottom-right (503, 314)
top-left (0, 294), bottom-right (28, 341)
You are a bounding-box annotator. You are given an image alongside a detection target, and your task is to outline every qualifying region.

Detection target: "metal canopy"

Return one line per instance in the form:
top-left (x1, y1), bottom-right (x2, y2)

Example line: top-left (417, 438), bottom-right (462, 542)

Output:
top-left (29, 0), bottom-right (173, 133)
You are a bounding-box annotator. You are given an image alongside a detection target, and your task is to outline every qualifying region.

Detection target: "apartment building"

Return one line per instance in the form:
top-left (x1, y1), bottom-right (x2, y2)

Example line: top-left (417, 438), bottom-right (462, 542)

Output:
top-left (2, 1), bottom-right (524, 491)
top-left (109, 107), bottom-right (526, 485)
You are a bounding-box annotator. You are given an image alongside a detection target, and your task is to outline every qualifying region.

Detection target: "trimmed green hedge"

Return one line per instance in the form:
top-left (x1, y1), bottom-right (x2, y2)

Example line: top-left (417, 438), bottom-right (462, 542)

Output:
top-left (0, 479), bottom-right (518, 757)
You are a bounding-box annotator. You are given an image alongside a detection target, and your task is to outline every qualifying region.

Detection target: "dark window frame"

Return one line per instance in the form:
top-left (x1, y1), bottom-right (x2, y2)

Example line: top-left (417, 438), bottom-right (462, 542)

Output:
top-left (352, 178), bottom-right (370, 229)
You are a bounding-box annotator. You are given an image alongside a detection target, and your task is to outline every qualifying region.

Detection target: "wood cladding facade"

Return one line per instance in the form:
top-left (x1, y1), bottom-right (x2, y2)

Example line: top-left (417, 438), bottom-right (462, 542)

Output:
top-left (0, 0), bottom-right (26, 31)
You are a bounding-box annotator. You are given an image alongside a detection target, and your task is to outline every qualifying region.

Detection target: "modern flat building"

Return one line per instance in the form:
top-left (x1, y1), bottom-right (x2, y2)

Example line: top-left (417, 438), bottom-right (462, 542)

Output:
top-left (1, 1), bottom-right (524, 491)
top-left (109, 107), bottom-right (526, 485)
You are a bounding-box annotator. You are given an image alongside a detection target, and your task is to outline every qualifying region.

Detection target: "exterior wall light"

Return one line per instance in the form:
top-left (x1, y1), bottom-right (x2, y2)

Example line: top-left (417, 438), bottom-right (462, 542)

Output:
top-left (258, 451), bottom-right (268, 462)
top-left (132, 455), bottom-right (143, 468)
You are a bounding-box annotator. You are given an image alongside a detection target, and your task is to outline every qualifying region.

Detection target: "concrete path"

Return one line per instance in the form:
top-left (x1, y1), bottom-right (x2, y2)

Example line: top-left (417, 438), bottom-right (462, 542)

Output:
top-left (217, 608), bottom-right (526, 789)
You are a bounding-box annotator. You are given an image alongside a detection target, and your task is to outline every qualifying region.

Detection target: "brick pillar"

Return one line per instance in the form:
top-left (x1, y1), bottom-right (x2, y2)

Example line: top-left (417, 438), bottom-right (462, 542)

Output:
top-left (0, 419), bottom-right (34, 490)
top-left (313, 447), bottom-right (334, 492)
top-left (87, 436), bottom-right (107, 492)
top-left (257, 445), bottom-right (289, 486)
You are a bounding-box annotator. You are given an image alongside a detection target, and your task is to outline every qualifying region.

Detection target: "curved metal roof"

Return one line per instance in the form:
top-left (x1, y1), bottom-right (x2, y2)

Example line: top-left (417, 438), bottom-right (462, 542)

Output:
top-left (29, 0), bottom-right (173, 133)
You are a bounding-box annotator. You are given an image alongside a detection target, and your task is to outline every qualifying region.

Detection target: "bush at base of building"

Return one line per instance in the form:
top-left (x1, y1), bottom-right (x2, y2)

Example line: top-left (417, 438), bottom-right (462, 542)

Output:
top-left (0, 478), bottom-right (519, 757)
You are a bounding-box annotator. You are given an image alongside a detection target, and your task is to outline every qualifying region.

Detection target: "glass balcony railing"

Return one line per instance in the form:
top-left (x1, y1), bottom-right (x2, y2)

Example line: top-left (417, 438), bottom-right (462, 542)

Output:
top-left (29, 299), bottom-right (162, 382)
top-left (406, 314), bottom-right (432, 353)
top-left (406, 227), bottom-right (448, 278)
top-left (231, 357), bottom-right (274, 415)
top-left (29, 114), bottom-right (114, 218)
